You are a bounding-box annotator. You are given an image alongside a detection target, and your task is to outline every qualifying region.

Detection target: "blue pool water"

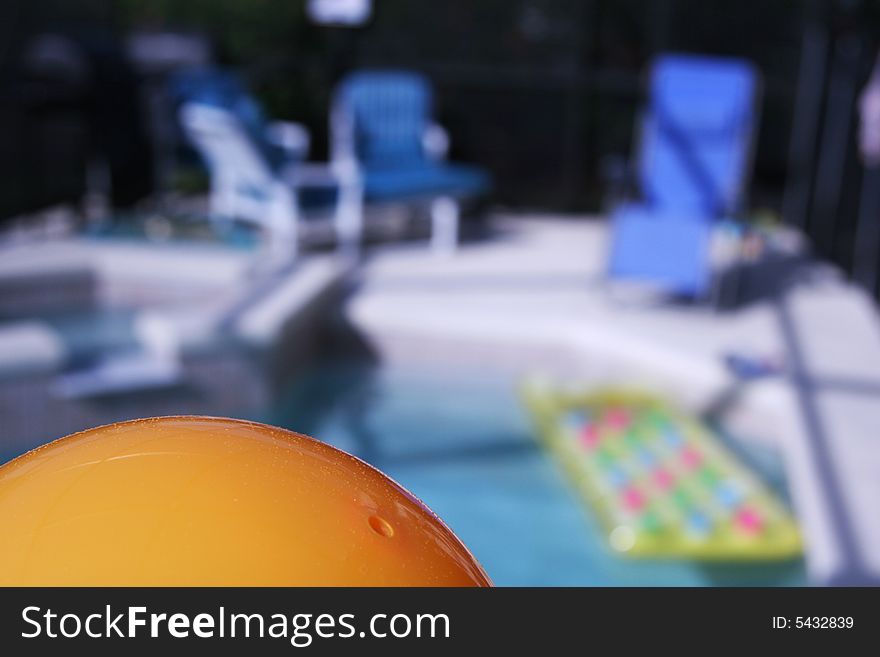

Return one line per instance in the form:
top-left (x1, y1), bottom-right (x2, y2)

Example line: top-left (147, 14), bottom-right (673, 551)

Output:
top-left (272, 361), bottom-right (808, 586)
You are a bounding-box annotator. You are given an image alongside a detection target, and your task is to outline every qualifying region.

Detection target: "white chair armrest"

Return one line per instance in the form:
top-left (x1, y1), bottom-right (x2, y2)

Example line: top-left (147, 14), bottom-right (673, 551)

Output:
top-left (266, 120), bottom-right (310, 160)
top-left (423, 122), bottom-right (450, 161)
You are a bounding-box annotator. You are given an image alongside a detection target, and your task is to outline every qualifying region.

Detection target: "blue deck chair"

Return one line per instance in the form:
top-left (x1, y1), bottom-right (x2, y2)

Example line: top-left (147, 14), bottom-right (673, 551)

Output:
top-left (169, 67), bottom-right (309, 172)
top-left (607, 55), bottom-right (759, 297)
top-left (332, 70), bottom-right (490, 254)
top-left (172, 68), bottom-right (361, 260)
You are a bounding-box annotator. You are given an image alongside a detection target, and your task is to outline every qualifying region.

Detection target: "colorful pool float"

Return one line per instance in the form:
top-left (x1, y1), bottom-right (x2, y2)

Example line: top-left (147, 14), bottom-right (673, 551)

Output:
top-left (523, 385), bottom-right (802, 560)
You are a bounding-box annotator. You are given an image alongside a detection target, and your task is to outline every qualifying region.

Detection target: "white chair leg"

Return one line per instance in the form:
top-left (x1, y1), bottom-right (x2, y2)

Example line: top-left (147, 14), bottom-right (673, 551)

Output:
top-left (430, 196), bottom-right (459, 256)
top-left (210, 172), bottom-right (237, 220)
top-left (265, 183), bottom-right (299, 263)
top-left (335, 179), bottom-right (364, 260)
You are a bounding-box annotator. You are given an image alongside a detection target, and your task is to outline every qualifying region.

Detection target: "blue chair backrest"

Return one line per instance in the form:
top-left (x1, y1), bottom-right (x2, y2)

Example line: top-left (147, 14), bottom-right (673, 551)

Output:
top-left (639, 55), bottom-right (758, 217)
top-left (169, 67), bottom-right (281, 169)
top-left (336, 71), bottom-right (431, 168)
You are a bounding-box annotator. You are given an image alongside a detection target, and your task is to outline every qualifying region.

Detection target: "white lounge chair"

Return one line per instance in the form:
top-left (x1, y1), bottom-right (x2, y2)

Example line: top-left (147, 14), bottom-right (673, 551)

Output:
top-left (179, 102), bottom-right (363, 262)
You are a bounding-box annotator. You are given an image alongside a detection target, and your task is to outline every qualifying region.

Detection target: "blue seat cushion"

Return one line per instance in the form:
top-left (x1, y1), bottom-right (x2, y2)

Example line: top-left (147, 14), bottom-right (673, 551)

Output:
top-left (363, 162), bottom-right (490, 201)
top-left (607, 204), bottom-right (712, 297)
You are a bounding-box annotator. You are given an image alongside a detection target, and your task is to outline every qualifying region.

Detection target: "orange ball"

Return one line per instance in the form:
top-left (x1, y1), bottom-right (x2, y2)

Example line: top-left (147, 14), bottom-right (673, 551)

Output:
top-left (0, 416), bottom-right (490, 586)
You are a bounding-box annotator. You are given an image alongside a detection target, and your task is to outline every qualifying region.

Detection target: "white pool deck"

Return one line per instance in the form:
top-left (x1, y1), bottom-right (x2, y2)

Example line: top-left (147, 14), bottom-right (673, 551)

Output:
top-left (0, 235), bottom-right (350, 453)
top-left (348, 214), bottom-right (880, 585)
top-left (0, 236), bottom-right (348, 363)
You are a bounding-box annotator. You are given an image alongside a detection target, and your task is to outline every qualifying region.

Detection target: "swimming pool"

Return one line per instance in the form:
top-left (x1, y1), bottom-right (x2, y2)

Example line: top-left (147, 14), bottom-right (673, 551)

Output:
top-left (271, 358), bottom-right (808, 586)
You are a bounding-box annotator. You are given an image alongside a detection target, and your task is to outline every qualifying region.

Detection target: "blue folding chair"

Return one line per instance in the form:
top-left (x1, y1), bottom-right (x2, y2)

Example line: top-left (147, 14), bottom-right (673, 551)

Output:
top-left (607, 55), bottom-right (759, 298)
top-left (332, 70), bottom-right (490, 254)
